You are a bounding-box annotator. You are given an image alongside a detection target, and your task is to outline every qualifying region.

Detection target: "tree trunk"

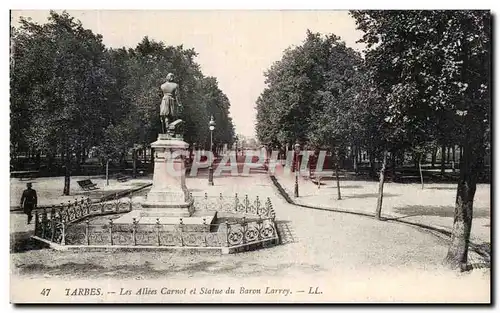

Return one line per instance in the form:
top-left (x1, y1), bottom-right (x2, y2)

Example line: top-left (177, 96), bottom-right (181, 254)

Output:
top-left (47, 151), bottom-right (55, 172)
top-left (81, 147), bottom-right (86, 164)
top-left (440, 144), bottom-right (446, 176)
top-left (444, 111), bottom-right (485, 271)
top-left (445, 148), bottom-right (482, 270)
top-left (132, 149), bottom-right (137, 178)
top-left (353, 146), bottom-right (358, 174)
top-left (452, 145), bottom-right (456, 173)
top-left (35, 151), bottom-right (41, 169)
top-left (419, 153), bottom-right (424, 189)
top-left (75, 148), bottom-right (82, 175)
top-left (369, 149), bottom-right (376, 178)
top-left (106, 159), bottom-right (110, 186)
top-left (63, 148), bottom-right (71, 196)
top-left (334, 150), bottom-right (342, 200)
top-left (375, 150), bottom-right (388, 220)
top-left (431, 146), bottom-right (437, 169)
top-left (390, 151), bottom-right (396, 181)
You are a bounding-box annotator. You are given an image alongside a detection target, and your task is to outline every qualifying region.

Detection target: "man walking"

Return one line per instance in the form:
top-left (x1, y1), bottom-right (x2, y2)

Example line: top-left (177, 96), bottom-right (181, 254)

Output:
top-left (20, 182), bottom-right (37, 224)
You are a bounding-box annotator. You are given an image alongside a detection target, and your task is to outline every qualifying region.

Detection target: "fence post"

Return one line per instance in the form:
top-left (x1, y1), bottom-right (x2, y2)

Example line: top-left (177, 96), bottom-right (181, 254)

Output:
top-left (257, 215), bottom-right (263, 240)
top-left (60, 223), bottom-right (66, 246)
top-left (203, 218), bottom-right (208, 247)
top-left (255, 196), bottom-right (260, 216)
top-left (245, 195), bottom-right (249, 214)
top-left (266, 197), bottom-right (274, 219)
top-left (85, 220), bottom-right (90, 245)
top-left (67, 200), bottom-right (72, 220)
top-left (41, 209), bottom-right (47, 239)
top-left (86, 198), bottom-right (91, 215)
top-left (115, 194), bottom-right (119, 212)
top-left (179, 218), bottom-right (184, 247)
top-left (109, 218), bottom-right (114, 246)
top-left (50, 206), bottom-right (56, 242)
top-left (74, 199), bottom-right (79, 219)
top-left (80, 197), bottom-right (85, 217)
top-left (234, 193), bottom-right (239, 212)
top-left (204, 192), bottom-right (208, 210)
top-left (225, 221), bottom-right (230, 247)
top-left (132, 218), bottom-right (137, 246)
top-left (34, 211), bottom-right (39, 236)
top-left (241, 217), bottom-right (247, 245)
top-left (156, 218), bottom-right (161, 246)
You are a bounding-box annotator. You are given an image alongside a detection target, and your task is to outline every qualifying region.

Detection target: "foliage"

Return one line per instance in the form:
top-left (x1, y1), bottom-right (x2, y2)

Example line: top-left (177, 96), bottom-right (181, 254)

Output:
top-left (10, 11), bottom-right (236, 165)
top-left (351, 10), bottom-right (491, 268)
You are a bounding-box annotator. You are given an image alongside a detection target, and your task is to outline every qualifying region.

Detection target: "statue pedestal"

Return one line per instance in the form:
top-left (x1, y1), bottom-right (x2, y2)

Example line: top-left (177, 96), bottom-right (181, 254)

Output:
top-left (114, 133), bottom-right (216, 226)
top-left (140, 134), bottom-right (192, 217)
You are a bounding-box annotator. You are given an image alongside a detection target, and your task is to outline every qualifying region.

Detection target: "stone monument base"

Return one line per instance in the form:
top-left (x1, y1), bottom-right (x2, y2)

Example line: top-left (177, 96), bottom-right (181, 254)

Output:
top-left (112, 209), bottom-right (217, 232)
top-left (140, 133), bottom-right (192, 218)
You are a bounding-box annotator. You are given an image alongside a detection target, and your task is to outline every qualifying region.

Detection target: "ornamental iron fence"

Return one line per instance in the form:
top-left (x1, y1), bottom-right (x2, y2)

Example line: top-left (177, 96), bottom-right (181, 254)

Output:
top-left (33, 193), bottom-right (279, 251)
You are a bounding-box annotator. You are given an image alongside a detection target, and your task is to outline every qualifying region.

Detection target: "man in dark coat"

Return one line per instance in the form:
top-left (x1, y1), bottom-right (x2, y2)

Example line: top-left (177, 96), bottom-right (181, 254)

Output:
top-left (20, 182), bottom-right (37, 224)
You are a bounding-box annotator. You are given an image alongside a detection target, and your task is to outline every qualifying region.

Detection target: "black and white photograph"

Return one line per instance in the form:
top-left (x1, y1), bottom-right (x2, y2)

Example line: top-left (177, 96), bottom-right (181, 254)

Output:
top-left (8, 8), bottom-right (491, 303)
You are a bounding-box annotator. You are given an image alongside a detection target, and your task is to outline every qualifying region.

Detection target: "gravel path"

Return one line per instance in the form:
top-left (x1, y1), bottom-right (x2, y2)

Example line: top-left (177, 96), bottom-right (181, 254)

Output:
top-left (273, 166), bottom-right (490, 245)
top-left (10, 167), bottom-right (490, 302)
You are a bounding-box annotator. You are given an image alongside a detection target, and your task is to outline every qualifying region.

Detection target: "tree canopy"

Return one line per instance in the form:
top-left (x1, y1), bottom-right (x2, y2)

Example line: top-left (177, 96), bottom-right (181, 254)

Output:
top-left (256, 11), bottom-right (491, 270)
top-left (11, 11), bottom-right (236, 193)
top-left (11, 11), bottom-right (236, 163)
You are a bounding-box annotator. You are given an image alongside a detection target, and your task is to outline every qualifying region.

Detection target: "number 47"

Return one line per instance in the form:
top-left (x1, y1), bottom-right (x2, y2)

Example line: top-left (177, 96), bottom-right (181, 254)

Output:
top-left (40, 288), bottom-right (51, 296)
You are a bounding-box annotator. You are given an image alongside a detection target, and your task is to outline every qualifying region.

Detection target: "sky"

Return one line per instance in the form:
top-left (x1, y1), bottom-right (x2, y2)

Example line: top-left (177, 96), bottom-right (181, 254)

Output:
top-left (11, 10), bottom-right (365, 138)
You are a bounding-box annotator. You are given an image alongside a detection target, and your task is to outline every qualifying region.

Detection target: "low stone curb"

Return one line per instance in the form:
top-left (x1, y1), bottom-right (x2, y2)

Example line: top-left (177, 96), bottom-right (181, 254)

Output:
top-left (269, 174), bottom-right (491, 266)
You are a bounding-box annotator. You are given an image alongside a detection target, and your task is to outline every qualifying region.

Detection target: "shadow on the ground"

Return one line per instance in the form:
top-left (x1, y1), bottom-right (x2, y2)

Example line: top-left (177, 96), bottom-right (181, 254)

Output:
top-left (334, 185), bottom-right (363, 189)
top-left (426, 186), bottom-right (456, 190)
top-left (393, 205), bottom-right (490, 218)
top-left (343, 193), bottom-right (399, 199)
top-left (15, 257), bottom-right (326, 279)
top-left (10, 231), bottom-right (48, 253)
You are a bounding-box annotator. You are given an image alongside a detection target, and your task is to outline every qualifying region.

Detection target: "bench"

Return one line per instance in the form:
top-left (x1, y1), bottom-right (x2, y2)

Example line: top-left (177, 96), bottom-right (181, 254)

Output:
top-left (77, 179), bottom-right (99, 191)
top-left (11, 170), bottom-right (39, 181)
top-left (124, 168), bottom-right (146, 176)
top-left (115, 173), bottom-right (130, 182)
top-left (309, 170), bottom-right (335, 189)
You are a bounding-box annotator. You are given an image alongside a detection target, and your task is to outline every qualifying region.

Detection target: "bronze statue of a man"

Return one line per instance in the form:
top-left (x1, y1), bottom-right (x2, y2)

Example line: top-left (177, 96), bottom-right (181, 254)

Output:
top-left (160, 73), bottom-right (182, 133)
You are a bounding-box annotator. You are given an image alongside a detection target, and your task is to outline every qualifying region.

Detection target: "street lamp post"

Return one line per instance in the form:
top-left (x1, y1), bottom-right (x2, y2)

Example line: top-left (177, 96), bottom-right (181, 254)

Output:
top-left (294, 143), bottom-right (300, 198)
top-left (208, 116), bottom-right (216, 186)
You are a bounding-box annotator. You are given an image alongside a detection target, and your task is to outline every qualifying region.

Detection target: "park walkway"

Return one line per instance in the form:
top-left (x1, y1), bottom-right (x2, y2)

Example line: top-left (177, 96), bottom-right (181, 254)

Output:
top-left (10, 160), bottom-right (490, 302)
top-left (10, 175), bottom-right (152, 210)
top-left (270, 164), bottom-right (491, 248)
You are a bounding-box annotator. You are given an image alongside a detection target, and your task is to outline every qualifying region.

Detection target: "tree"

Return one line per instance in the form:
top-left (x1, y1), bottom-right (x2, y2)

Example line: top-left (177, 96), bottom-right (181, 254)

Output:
top-left (11, 12), bottom-right (237, 192)
top-left (351, 10), bottom-right (491, 269)
top-left (256, 30), bottom-right (393, 202)
top-left (11, 11), bottom-right (115, 195)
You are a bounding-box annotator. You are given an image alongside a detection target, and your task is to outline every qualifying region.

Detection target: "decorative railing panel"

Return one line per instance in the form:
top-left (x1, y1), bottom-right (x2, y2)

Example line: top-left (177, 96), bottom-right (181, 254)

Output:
top-left (192, 193), bottom-right (276, 219)
top-left (57, 217), bottom-right (277, 249)
top-left (34, 197), bottom-right (133, 245)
